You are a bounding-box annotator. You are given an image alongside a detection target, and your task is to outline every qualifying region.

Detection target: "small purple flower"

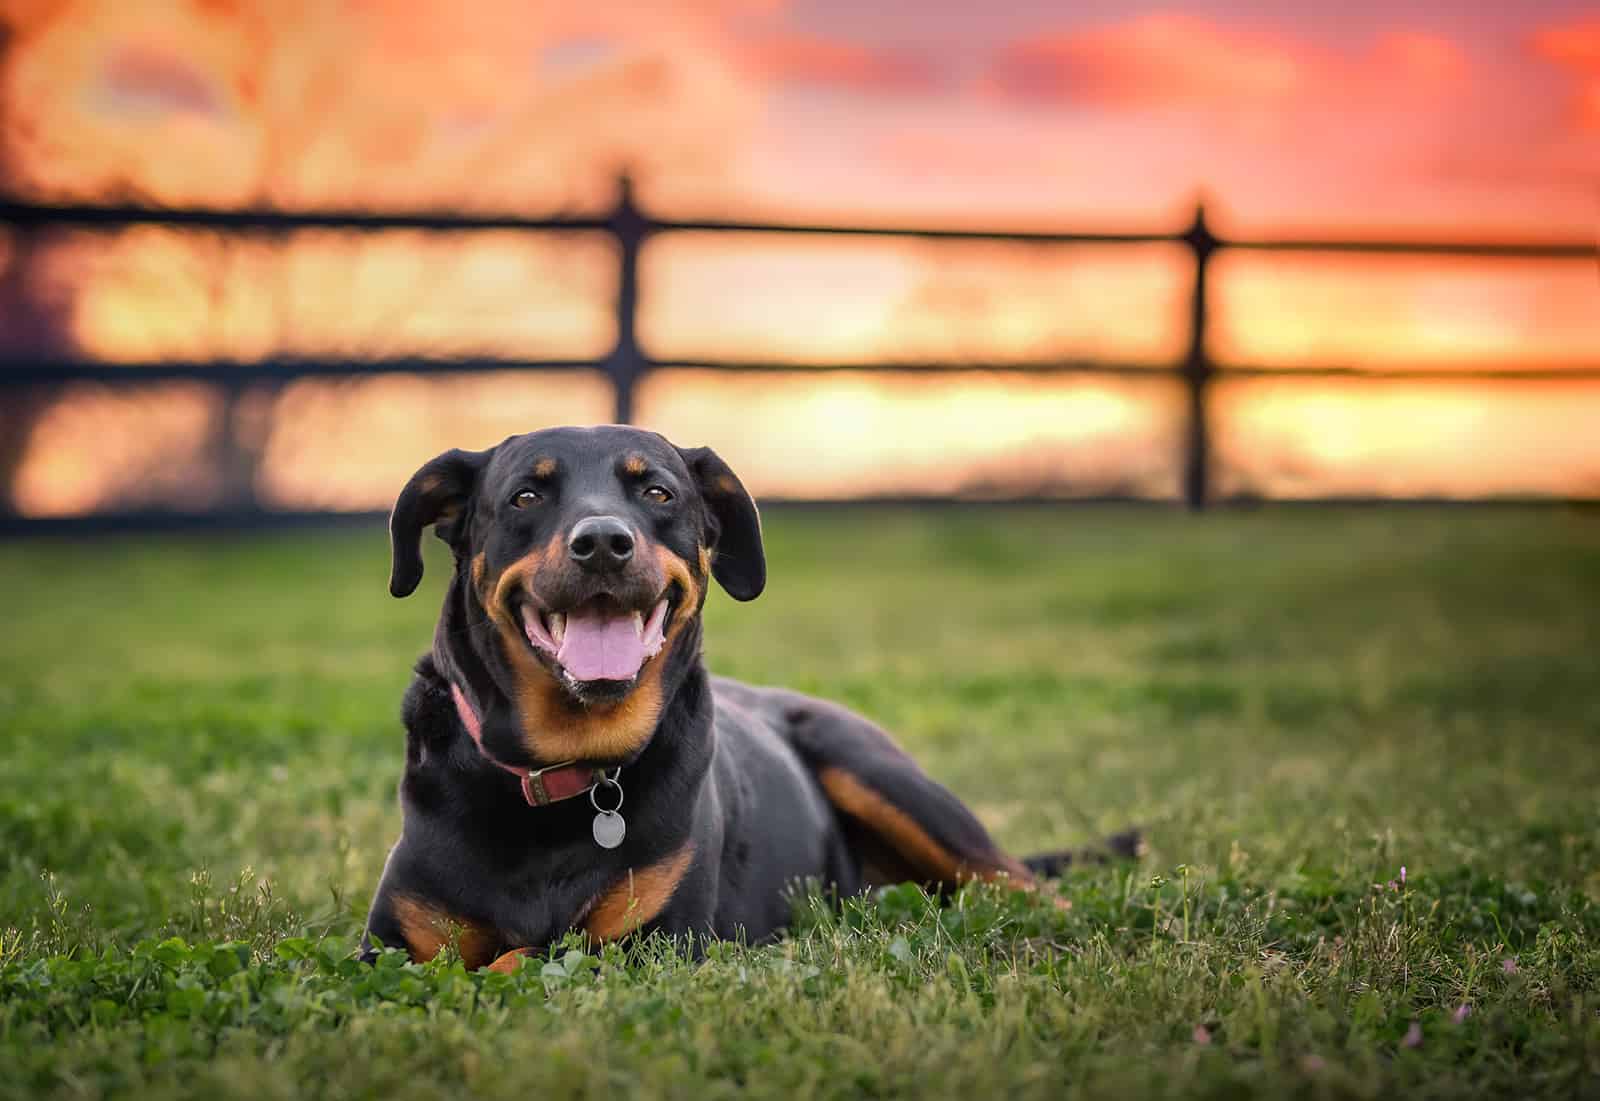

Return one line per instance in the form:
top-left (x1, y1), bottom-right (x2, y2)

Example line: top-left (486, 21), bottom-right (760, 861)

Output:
top-left (1453, 1004), bottom-right (1471, 1024)
top-left (1502, 957), bottom-right (1519, 975)
top-left (1193, 1024), bottom-right (1212, 1045)
top-left (1403, 1021), bottom-right (1423, 1048)
top-left (1400, 866), bottom-right (1407, 885)
top-left (1301, 1055), bottom-right (1326, 1073)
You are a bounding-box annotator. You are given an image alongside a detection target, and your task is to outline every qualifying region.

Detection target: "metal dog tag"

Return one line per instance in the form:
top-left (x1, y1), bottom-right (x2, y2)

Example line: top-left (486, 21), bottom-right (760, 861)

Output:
top-left (589, 771), bottom-right (626, 850)
top-left (592, 811), bottom-right (626, 849)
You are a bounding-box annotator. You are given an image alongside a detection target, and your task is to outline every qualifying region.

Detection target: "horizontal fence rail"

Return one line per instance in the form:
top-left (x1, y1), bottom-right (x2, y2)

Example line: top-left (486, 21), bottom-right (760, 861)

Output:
top-left (6, 357), bottom-right (1598, 387)
top-left (4, 196), bottom-right (1593, 257)
top-left (2, 175), bottom-right (1596, 531)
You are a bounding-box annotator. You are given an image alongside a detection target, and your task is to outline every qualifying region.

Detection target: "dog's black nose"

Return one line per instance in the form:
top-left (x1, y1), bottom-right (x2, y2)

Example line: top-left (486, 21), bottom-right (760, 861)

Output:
top-left (568, 516), bottom-right (635, 571)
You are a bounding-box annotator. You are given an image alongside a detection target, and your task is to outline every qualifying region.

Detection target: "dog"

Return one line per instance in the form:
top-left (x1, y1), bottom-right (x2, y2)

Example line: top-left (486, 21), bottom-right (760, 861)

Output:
top-left (362, 425), bottom-right (1137, 971)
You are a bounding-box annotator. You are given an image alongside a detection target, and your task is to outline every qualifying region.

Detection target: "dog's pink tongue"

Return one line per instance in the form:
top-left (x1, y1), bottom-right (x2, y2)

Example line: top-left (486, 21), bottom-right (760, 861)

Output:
top-left (556, 609), bottom-right (646, 682)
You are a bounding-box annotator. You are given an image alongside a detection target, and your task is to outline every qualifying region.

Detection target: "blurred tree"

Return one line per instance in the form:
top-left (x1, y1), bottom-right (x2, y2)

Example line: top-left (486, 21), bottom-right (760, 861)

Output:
top-left (0, 0), bottom-right (383, 511)
top-left (0, 0), bottom-right (748, 515)
top-left (0, 1), bottom-right (76, 517)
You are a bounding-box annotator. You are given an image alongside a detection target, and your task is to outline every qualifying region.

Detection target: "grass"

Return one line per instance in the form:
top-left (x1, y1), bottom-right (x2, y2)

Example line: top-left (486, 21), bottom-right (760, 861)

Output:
top-left (1, 506), bottom-right (1598, 1099)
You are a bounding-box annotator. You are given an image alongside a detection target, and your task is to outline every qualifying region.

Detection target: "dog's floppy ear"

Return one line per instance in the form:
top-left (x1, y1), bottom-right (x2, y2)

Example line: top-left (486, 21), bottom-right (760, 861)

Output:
top-left (679, 446), bottom-right (765, 601)
top-left (388, 447), bottom-right (491, 598)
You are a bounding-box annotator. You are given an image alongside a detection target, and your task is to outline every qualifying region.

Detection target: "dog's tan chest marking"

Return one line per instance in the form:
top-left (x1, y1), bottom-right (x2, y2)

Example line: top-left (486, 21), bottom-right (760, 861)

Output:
top-left (583, 843), bottom-right (698, 941)
top-left (391, 895), bottom-right (499, 969)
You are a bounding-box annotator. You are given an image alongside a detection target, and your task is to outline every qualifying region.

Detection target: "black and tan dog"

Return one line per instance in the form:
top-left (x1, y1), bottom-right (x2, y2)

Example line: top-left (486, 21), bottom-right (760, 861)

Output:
top-left (363, 425), bottom-right (1135, 971)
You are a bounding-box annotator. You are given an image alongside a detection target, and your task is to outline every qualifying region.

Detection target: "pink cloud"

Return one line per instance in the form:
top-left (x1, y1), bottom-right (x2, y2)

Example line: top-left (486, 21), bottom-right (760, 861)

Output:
top-left (741, 33), bottom-right (948, 96)
top-left (99, 45), bottom-right (220, 116)
top-left (982, 14), bottom-right (1468, 119)
top-left (966, 11), bottom-right (1594, 230)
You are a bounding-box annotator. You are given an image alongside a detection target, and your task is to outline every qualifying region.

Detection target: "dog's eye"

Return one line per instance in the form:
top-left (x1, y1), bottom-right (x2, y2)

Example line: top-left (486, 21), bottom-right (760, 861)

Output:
top-left (511, 490), bottom-right (542, 509)
top-left (643, 485), bottom-right (673, 504)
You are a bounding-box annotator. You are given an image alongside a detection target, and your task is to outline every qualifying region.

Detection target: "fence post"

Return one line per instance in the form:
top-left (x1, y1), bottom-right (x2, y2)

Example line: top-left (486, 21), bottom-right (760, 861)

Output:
top-left (607, 174), bottom-right (648, 424)
top-left (1181, 203), bottom-right (1216, 511)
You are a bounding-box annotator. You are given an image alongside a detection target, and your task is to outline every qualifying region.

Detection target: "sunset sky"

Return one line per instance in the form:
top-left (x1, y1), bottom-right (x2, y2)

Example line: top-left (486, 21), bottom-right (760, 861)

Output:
top-left (4, 0), bottom-right (1599, 510)
top-left (12, 0), bottom-right (1600, 229)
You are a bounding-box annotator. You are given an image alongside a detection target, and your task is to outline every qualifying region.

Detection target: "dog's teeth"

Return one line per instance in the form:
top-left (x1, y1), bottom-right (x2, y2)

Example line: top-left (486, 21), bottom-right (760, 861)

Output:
top-left (631, 610), bottom-right (644, 636)
top-left (548, 613), bottom-right (565, 646)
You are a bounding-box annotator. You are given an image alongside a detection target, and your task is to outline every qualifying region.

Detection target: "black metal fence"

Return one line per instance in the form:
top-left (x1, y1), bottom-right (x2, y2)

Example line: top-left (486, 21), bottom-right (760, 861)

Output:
top-left (1, 176), bottom-right (1595, 530)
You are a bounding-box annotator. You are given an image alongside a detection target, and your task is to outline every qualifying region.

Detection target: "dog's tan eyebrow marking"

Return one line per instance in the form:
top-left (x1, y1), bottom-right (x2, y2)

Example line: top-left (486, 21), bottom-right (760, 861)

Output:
top-left (712, 474), bottom-right (738, 496)
top-left (532, 457), bottom-right (558, 478)
top-left (621, 454), bottom-right (648, 477)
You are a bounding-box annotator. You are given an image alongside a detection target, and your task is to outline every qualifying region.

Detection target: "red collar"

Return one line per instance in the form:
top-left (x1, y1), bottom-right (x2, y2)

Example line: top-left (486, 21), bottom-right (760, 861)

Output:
top-left (450, 683), bottom-right (608, 807)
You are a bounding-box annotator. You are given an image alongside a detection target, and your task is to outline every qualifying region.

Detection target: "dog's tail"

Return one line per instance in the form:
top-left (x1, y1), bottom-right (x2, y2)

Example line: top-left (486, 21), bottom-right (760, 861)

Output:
top-left (1023, 827), bottom-right (1145, 878)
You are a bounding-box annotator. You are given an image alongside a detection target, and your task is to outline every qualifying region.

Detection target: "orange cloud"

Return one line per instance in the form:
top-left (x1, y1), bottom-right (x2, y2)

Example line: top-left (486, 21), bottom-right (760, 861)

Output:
top-left (741, 32), bottom-right (947, 96)
top-left (983, 14), bottom-right (1308, 112)
top-left (1529, 17), bottom-right (1600, 131)
top-left (1532, 17), bottom-right (1600, 66)
top-left (1368, 31), bottom-right (1469, 92)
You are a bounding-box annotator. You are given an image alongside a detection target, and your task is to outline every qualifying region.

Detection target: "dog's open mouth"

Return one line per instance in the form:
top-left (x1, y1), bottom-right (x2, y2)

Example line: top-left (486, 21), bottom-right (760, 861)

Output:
top-left (520, 593), bottom-right (669, 687)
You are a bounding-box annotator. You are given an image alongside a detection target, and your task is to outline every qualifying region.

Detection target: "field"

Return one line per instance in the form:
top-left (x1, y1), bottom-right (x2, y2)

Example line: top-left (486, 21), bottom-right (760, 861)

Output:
top-left (1, 507), bottom-right (1598, 1099)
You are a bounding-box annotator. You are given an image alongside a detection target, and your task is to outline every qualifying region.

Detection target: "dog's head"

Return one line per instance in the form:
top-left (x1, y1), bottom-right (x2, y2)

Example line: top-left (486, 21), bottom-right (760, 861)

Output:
top-left (388, 425), bottom-right (763, 765)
